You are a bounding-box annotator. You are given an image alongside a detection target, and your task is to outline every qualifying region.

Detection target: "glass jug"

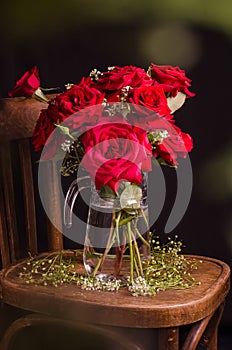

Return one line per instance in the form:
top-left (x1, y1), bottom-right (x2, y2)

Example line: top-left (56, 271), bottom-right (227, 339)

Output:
top-left (64, 173), bottom-right (150, 280)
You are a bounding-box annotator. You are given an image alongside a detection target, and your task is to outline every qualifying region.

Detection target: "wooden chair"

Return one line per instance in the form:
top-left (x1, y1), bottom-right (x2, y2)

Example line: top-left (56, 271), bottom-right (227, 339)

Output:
top-left (0, 96), bottom-right (141, 350)
top-left (0, 97), bottom-right (230, 350)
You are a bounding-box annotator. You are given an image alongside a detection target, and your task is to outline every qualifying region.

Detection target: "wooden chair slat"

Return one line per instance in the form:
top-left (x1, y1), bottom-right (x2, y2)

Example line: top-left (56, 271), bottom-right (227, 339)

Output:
top-left (0, 187), bottom-right (11, 268)
top-left (39, 160), bottom-right (63, 251)
top-left (0, 144), bottom-right (20, 263)
top-left (18, 139), bottom-right (38, 255)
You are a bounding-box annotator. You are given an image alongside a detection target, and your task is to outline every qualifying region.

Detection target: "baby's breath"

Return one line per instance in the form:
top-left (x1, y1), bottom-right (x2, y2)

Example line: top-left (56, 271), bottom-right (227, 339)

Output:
top-left (89, 68), bottom-right (102, 81)
top-left (19, 236), bottom-right (199, 296)
top-left (141, 235), bottom-right (198, 294)
top-left (128, 276), bottom-right (157, 297)
top-left (19, 250), bottom-right (80, 287)
top-left (79, 275), bottom-right (120, 292)
top-left (61, 139), bottom-right (72, 152)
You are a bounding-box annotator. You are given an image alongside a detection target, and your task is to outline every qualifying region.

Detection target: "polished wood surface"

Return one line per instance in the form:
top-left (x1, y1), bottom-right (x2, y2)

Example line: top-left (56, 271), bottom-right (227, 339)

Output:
top-left (0, 95), bottom-right (55, 141)
top-left (1, 255), bottom-right (230, 328)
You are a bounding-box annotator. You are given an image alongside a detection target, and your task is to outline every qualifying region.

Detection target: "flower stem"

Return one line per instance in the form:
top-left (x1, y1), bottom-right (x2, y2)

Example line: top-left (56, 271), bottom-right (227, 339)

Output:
top-left (114, 211), bottom-right (121, 246)
top-left (134, 225), bottom-right (150, 248)
top-left (131, 231), bottom-right (144, 276)
top-left (127, 222), bottom-right (134, 283)
top-left (92, 212), bottom-right (116, 276)
top-left (140, 208), bottom-right (149, 229)
top-left (132, 246), bottom-right (140, 277)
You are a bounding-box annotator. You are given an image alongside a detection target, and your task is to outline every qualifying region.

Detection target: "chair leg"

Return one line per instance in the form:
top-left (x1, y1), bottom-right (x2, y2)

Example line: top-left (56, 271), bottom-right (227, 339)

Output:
top-left (181, 303), bottom-right (225, 350)
top-left (198, 303), bottom-right (225, 350)
top-left (158, 327), bottom-right (179, 350)
top-left (181, 314), bottom-right (213, 350)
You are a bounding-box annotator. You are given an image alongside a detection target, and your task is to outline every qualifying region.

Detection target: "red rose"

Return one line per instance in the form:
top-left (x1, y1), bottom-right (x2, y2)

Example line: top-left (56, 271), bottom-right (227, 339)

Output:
top-left (96, 66), bottom-right (152, 93)
top-left (150, 63), bottom-right (195, 98)
top-left (32, 80), bottom-right (105, 156)
top-left (32, 108), bottom-right (63, 160)
top-left (151, 121), bottom-right (193, 165)
top-left (128, 85), bottom-right (171, 117)
top-left (52, 79), bottom-right (104, 118)
top-left (77, 76), bottom-right (96, 88)
top-left (32, 109), bottom-right (54, 152)
top-left (80, 118), bottom-right (152, 192)
top-left (9, 66), bottom-right (40, 97)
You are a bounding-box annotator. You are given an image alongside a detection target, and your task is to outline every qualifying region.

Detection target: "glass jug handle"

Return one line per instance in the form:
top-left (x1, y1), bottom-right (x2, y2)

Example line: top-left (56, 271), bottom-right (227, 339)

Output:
top-left (64, 175), bottom-right (90, 228)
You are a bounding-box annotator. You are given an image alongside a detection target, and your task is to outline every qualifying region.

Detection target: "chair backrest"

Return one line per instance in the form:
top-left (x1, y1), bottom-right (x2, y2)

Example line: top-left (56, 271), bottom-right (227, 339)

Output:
top-left (0, 97), bottom-right (63, 272)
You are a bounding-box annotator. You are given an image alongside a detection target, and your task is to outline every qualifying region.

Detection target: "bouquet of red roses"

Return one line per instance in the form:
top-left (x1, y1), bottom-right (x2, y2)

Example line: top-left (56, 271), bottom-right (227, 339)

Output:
top-left (9, 63), bottom-right (194, 284)
top-left (22, 64), bottom-right (194, 191)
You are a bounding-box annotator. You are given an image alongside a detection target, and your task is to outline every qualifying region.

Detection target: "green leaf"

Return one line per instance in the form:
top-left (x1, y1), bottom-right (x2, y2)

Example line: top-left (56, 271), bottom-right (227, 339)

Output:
top-left (32, 87), bottom-right (49, 103)
top-left (120, 184), bottom-right (142, 210)
top-left (36, 149), bottom-right (66, 164)
top-left (155, 157), bottom-right (177, 168)
top-left (116, 181), bottom-right (131, 196)
top-left (54, 124), bottom-right (75, 140)
top-left (40, 86), bottom-right (60, 92)
top-left (99, 185), bottom-right (117, 199)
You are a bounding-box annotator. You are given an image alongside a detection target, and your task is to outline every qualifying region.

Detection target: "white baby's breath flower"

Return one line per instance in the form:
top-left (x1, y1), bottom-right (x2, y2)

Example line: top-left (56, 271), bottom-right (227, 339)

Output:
top-left (61, 139), bottom-right (72, 152)
top-left (90, 68), bottom-right (102, 81)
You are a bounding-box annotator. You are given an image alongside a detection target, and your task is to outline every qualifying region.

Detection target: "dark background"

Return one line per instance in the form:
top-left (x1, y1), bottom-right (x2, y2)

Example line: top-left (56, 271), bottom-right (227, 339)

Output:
top-left (1, 0), bottom-right (232, 347)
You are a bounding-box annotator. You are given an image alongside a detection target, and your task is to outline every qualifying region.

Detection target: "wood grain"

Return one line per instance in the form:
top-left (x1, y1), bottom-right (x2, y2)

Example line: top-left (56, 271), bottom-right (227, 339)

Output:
top-left (18, 138), bottom-right (38, 255)
top-left (0, 96), bottom-right (56, 141)
top-left (0, 144), bottom-right (20, 263)
top-left (1, 255), bottom-right (230, 329)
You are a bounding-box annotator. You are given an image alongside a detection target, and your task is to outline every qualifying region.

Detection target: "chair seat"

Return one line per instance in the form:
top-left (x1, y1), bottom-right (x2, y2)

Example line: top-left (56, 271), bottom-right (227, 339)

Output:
top-left (1, 254), bottom-right (230, 329)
